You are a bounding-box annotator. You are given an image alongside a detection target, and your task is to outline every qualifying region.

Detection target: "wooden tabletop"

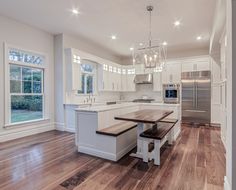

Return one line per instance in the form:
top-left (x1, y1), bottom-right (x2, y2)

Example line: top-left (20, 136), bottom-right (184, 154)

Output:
top-left (114, 109), bottom-right (173, 124)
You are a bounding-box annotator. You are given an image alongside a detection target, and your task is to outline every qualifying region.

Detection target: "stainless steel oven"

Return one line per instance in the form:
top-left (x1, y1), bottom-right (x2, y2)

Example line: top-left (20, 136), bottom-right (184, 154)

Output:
top-left (163, 84), bottom-right (180, 104)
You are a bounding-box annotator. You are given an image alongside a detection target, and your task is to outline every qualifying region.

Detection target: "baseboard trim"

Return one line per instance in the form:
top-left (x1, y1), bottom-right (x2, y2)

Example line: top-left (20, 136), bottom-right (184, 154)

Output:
top-left (78, 145), bottom-right (117, 161)
top-left (54, 122), bottom-right (65, 131)
top-left (0, 122), bottom-right (55, 142)
top-left (224, 176), bottom-right (231, 190)
top-left (116, 142), bottom-right (136, 161)
top-left (174, 128), bottom-right (181, 140)
top-left (65, 128), bottom-right (75, 133)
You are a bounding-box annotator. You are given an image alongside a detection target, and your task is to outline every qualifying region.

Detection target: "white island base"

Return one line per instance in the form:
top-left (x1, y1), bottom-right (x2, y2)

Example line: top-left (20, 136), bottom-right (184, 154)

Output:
top-left (75, 103), bottom-right (181, 161)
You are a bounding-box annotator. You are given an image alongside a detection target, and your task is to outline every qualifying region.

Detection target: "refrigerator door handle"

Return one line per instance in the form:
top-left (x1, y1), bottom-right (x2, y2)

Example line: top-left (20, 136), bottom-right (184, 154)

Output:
top-left (193, 81), bottom-right (195, 108)
top-left (195, 81), bottom-right (198, 108)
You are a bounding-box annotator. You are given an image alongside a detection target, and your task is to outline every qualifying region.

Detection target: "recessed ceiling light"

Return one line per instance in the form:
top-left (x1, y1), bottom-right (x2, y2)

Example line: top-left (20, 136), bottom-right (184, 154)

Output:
top-left (139, 43), bottom-right (143, 46)
top-left (130, 47), bottom-right (134, 51)
top-left (111, 35), bottom-right (117, 40)
top-left (72, 8), bottom-right (79, 15)
top-left (162, 41), bottom-right (168, 46)
top-left (197, 36), bottom-right (202, 40)
top-left (174, 20), bottom-right (181, 27)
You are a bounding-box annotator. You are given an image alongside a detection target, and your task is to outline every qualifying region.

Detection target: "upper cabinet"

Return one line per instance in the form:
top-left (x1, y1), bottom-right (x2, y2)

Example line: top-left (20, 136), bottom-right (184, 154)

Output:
top-left (98, 61), bottom-right (125, 92)
top-left (181, 57), bottom-right (210, 72)
top-left (65, 48), bottom-right (82, 92)
top-left (125, 67), bottom-right (136, 92)
top-left (162, 61), bottom-right (181, 84)
top-left (153, 71), bottom-right (162, 91)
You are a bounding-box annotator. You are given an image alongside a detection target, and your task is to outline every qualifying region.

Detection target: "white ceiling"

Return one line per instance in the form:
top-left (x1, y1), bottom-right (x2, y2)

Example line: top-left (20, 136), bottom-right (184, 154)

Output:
top-left (0, 0), bottom-right (216, 58)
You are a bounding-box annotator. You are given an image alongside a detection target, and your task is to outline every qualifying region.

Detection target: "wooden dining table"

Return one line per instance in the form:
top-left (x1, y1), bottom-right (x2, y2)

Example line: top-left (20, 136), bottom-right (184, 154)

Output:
top-left (115, 109), bottom-right (173, 159)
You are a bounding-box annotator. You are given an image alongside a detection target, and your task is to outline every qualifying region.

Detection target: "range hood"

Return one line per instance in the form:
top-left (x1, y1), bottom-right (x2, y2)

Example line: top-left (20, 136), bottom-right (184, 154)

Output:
top-left (134, 73), bottom-right (153, 84)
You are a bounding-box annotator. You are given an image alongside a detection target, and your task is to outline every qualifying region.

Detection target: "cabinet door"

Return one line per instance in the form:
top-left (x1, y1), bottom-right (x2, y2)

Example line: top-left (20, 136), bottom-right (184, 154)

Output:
top-left (126, 74), bottom-right (136, 91)
top-left (171, 63), bottom-right (181, 83)
top-left (162, 65), bottom-right (171, 84)
top-left (153, 72), bottom-right (162, 91)
top-left (121, 74), bottom-right (127, 91)
top-left (196, 60), bottom-right (210, 71)
top-left (71, 62), bottom-right (81, 91)
top-left (162, 62), bottom-right (181, 84)
top-left (182, 62), bottom-right (194, 72)
top-left (102, 70), bottom-right (110, 91)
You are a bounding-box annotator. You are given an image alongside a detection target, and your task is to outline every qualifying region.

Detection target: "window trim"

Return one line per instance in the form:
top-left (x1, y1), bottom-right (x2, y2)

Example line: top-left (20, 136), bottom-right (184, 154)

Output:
top-left (77, 60), bottom-right (97, 95)
top-left (4, 43), bottom-right (47, 126)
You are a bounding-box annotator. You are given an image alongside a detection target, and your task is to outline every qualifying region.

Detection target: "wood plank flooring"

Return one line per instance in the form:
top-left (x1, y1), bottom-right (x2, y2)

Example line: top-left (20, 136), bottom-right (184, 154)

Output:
top-left (0, 125), bottom-right (225, 190)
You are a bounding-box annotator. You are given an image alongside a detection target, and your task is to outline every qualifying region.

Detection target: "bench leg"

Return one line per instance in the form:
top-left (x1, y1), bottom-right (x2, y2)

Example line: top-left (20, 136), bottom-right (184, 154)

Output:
top-left (154, 140), bottom-right (160, 166)
top-left (142, 140), bottom-right (149, 163)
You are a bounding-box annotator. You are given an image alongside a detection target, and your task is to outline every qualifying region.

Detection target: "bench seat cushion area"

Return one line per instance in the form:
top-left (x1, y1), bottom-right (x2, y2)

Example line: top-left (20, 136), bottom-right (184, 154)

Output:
top-left (96, 121), bottom-right (137, 137)
top-left (140, 120), bottom-right (178, 140)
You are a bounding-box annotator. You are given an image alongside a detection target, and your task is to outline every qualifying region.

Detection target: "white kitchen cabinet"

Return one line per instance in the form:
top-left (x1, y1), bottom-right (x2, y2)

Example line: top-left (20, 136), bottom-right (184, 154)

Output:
top-left (65, 48), bottom-right (82, 92)
top-left (126, 74), bottom-right (136, 91)
top-left (153, 72), bottom-right (162, 91)
top-left (162, 61), bottom-right (181, 84)
top-left (98, 63), bottom-right (112, 91)
top-left (98, 62), bottom-right (123, 92)
top-left (182, 57), bottom-right (210, 72)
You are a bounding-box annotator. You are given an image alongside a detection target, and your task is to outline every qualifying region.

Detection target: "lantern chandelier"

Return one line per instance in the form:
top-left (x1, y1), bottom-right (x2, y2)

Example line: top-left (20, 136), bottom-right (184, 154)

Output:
top-left (131, 5), bottom-right (167, 71)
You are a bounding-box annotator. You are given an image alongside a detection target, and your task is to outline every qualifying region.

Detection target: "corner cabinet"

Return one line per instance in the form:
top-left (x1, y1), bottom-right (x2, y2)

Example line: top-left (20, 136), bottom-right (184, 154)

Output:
top-left (65, 48), bottom-right (82, 92)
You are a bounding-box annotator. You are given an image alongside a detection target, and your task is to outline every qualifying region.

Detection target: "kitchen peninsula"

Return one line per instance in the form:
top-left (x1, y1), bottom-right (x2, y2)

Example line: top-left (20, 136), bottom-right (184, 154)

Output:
top-left (75, 102), bottom-right (181, 161)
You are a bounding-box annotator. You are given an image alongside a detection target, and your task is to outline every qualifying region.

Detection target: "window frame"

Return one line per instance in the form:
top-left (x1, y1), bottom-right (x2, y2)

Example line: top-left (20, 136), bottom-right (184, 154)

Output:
top-left (77, 60), bottom-right (97, 95)
top-left (4, 43), bottom-right (47, 126)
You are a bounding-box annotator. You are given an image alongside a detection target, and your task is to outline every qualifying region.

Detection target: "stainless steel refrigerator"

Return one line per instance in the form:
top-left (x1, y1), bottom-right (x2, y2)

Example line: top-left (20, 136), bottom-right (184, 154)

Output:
top-left (181, 71), bottom-right (211, 124)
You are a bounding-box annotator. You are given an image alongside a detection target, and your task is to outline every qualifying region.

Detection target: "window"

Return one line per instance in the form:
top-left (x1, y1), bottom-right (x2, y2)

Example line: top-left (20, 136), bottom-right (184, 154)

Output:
top-left (78, 60), bottom-right (96, 95)
top-left (127, 68), bottom-right (135, 74)
top-left (7, 47), bottom-right (45, 124)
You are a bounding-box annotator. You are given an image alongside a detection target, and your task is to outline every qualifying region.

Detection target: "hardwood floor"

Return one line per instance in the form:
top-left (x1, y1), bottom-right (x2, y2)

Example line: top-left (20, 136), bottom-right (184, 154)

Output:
top-left (0, 125), bottom-right (225, 190)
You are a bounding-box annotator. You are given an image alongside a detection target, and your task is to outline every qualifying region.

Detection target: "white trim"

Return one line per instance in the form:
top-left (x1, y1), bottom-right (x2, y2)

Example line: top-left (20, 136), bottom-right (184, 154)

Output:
top-left (224, 176), bottom-right (231, 190)
top-left (4, 118), bottom-right (50, 128)
top-left (4, 43), bottom-right (48, 126)
top-left (0, 122), bottom-right (55, 142)
top-left (54, 122), bottom-right (65, 131)
top-left (116, 141), bottom-right (137, 160)
top-left (174, 127), bottom-right (181, 140)
top-left (65, 128), bottom-right (75, 133)
top-left (78, 145), bottom-right (117, 161)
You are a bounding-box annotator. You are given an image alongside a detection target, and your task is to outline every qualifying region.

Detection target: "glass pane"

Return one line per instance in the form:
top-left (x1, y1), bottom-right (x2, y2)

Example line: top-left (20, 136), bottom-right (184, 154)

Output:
top-left (81, 64), bottom-right (93, 73)
top-left (33, 69), bottom-right (42, 82)
top-left (23, 81), bottom-right (32, 93)
top-left (10, 65), bottom-right (21, 80)
top-left (33, 82), bottom-right (42, 93)
top-left (9, 49), bottom-right (44, 65)
top-left (87, 75), bottom-right (93, 94)
top-left (11, 95), bottom-right (43, 123)
top-left (22, 68), bottom-right (32, 81)
top-left (78, 74), bottom-right (85, 94)
top-left (10, 80), bottom-right (21, 93)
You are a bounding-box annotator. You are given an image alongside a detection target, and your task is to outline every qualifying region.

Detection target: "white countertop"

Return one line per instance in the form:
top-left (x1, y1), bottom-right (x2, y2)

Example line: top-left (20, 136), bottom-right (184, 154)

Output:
top-left (75, 102), bottom-right (180, 112)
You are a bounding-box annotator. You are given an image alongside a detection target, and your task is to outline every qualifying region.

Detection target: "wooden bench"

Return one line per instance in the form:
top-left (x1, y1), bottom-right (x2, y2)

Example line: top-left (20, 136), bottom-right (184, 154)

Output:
top-left (96, 121), bottom-right (137, 137)
top-left (140, 119), bottom-right (178, 165)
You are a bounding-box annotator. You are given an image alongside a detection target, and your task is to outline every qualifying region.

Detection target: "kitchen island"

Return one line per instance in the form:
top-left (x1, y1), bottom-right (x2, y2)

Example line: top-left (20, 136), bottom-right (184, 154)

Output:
top-left (75, 102), bottom-right (181, 161)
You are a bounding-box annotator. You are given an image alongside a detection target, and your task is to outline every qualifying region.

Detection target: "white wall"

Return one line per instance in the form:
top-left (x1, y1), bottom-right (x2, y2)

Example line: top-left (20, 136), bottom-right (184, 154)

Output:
top-left (0, 15), bottom-right (55, 141)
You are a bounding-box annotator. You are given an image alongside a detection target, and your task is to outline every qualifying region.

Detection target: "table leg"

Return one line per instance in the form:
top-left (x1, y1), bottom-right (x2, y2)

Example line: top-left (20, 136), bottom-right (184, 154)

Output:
top-left (130, 122), bottom-right (145, 159)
